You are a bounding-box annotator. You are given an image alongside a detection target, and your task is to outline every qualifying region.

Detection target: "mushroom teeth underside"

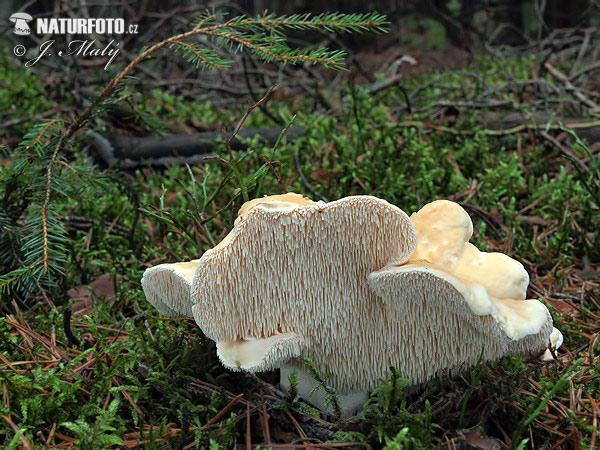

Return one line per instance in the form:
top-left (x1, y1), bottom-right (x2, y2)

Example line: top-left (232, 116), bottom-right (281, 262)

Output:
top-left (141, 288), bottom-right (184, 318)
top-left (216, 332), bottom-right (304, 372)
top-left (141, 263), bottom-right (196, 317)
top-left (368, 263), bottom-right (554, 343)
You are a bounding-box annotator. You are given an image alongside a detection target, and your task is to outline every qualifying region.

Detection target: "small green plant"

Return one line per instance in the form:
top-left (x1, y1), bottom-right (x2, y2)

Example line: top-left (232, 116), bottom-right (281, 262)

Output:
top-left (385, 427), bottom-right (421, 449)
top-left (458, 345), bottom-right (486, 428)
top-left (362, 368), bottom-right (438, 447)
top-left (302, 357), bottom-right (342, 418)
top-left (60, 399), bottom-right (125, 449)
top-left (271, 369), bottom-right (321, 417)
top-left (510, 358), bottom-right (583, 448)
top-left (0, 53), bottom-right (54, 138)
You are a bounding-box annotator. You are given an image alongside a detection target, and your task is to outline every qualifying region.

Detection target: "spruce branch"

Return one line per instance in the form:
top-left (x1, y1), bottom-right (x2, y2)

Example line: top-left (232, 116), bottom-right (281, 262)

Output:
top-left (1, 11), bottom-right (388, 297)
top-left (41, 135), bottom-right (65, 274)
top-left (67, 11), bottom-right (388, 136)
top-left (251, 12), bottom-right (389, 33)
top-left (170, 41), bottom-right (231, 70)
top-left (191, 13), bottom-right (219, 30)
top-left (0, 264), bottom-right (40, 294)
top-left (23, 119), bottom-right (65, 152)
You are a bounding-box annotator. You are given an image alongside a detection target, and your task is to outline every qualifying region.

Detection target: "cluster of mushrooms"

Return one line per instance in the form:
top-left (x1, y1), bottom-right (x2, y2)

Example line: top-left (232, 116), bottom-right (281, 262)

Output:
top-left (142, 193), bottom-right (562, 415)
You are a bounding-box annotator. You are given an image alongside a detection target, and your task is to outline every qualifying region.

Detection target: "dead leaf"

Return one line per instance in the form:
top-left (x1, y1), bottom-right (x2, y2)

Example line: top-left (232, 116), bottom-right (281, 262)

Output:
top-left (68, 273), bottom-right (120, 315)
top-left (458, 429), bottom-right (502, 450)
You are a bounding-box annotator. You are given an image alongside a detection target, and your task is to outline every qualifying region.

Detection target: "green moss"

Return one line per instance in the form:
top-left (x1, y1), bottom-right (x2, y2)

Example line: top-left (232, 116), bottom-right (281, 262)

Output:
top-left (0, 49), bottom-right (597, 447)
top-left (0, 53), bottom-right (55, 138)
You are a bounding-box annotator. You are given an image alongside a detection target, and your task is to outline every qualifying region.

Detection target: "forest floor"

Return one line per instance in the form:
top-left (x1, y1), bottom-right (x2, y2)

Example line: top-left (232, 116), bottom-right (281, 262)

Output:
top-left (0, 11), bottom-right (599, 449)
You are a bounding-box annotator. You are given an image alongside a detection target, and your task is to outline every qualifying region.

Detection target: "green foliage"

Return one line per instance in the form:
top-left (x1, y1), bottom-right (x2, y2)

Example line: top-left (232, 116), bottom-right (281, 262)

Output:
top-left (170, 43), bottom-right (233, 71)
top-left (510, 358), bottom-right (583, 448)
top-left (146, 89), bottom-right (234, 126)
top-left (385, 428), bottom-right (423, 450)
top-left (458, 346), bottom-right (486, 428)
top-left (183, 12), bottom-right (388, 70)
top-left (61, 399), bottom-right (124, 448)
top-left (1, 12), bottom-right (598, 448)
top-left (562, 126), bottom-right (599, 205)
top-left (0, 306), bottom-right (242, 447)
top-left (0, 120), bottom-right (114, 297)
top-left (0, 53), bottom-right (54, 138)
top-left (0, 11), bottom-right (386, 307)
top-left (362, 368), bottom-right (437, 447)
top-left (271, 369), bottom-right (322, 417)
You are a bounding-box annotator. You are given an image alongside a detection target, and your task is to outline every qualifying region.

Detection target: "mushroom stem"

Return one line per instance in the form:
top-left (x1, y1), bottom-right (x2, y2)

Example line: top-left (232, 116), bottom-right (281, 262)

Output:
top-left (280, 363), bottom-right (369, 417)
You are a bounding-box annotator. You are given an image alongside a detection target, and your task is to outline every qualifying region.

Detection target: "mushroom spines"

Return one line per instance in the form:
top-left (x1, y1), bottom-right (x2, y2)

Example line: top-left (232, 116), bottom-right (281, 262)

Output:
top-left (405, 199), bottom-right (553, 342)
top-left (141, 260), bottom-right (198, 317)
top-left (369, 264), bottom-right (552, 342)
top-left (368, 265), bottom-right (554, 387)
top-left (366, 198), bottom-right (558, 389)
top-left (189, 194), bottom-right (417, 392)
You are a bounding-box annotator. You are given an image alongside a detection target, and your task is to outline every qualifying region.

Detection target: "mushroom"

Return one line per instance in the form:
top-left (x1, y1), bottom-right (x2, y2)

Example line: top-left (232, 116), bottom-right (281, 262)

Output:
top-left (188, 193), bottom-right (416, 414)
top-left (369, 200), bottom-right (561, 383)
top-left (141, 260), bottom-right (199, 317)
top-left (541, 327), bottom-right (564, 361)
top-left (10, 12), bottom-right (33, 36)
top-left (141, 194), bottom-right (561, 415)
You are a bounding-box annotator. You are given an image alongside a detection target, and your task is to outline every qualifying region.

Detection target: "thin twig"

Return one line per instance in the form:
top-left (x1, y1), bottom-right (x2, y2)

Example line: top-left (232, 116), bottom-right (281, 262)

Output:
top-left (201, 394), bottom-right (245, 430)
top-left (395, 119), bottom-right (600, 136)
top-left (293, 152), bottom-right (329, 202)
top-left (1, 415), bottom-right (32, 450)
top-left (540, 131), bottom-right (589, 173)
top-left (229, 85), bottom-right (277, 142)
top-left (62, 307), bottom-right (81, 348)
top-left (544, 62), bottom-right (599, 110)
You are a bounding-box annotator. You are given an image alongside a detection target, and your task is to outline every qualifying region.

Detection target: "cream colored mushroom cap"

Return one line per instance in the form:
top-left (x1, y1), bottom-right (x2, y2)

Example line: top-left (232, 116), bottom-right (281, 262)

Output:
top-left (370, 262), bottom-right (551, 341)
top-left (140, 194), bottom-right (321, 315)
top-left (141, 260), bottom-right (198, 317)
top-left (366, 199), bottom-right (557, 381)
top-left (368, 263), bottom-right (554, 383)
top-left (213, 193), bottom-right (324, 251)
top-left (410, 200), bottom-right (529, 300)
top-left (236, 192), bottom-right (321, 219)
